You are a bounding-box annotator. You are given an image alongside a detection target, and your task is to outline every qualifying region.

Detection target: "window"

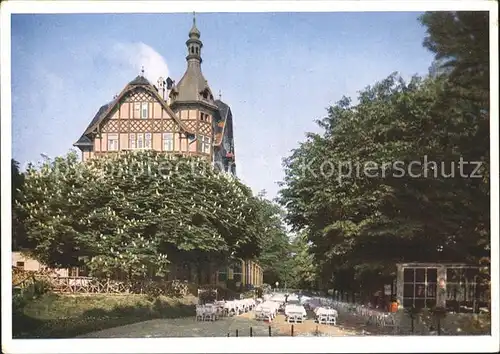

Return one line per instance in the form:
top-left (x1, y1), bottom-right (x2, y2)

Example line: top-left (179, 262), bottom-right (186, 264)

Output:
top-left (200, 135), bottom-right (211, 154)
top-left (137, 133), bottom-right (144, 149)
top-left (217, 266), bottom-right (227, 282)
top-left (108, 134), bottom-right (119, 151)
top-left (145, 133), bottom-right (152, 149)
top-left (200, 112), bottom-right (210, 121)
top-left (134, 103), bottom-right (141, 118)
top-left (129, 133), bottom-right (136, 149)
top-left (78, 266), bottom-right (89, 277)
top-left (16, 261), bottom-right (25, 270)
top-left (200, 113), bottom-right (210, 122)
top-left (69, 267), bottom-right (78, 277)
top-left (232, 262), bottom-right (243, 283)
top-left (402, 267), bottom-right (437, 309)
top-left (141, 102), bottom-right (149, 119)
top-left (163, 132), bottom-right (174, 151)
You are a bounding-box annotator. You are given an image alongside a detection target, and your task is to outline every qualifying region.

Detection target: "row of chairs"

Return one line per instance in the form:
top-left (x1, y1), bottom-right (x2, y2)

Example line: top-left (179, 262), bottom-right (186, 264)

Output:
top-left (196, 299), bottom-right (257, 321)
top-left (331, 300), bottom-right (400, 332)
top-left (196, 304), bottom-right (220, 321)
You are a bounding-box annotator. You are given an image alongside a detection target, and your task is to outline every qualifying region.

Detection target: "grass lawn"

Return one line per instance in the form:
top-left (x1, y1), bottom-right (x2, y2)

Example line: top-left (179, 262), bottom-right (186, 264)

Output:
top-left (13, 293), bottom-right (197, 338)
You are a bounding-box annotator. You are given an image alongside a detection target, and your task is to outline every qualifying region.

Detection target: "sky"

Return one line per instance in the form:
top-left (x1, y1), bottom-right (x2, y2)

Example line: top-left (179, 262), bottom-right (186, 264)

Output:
top-left (11, 12), bottom-right (435, 200)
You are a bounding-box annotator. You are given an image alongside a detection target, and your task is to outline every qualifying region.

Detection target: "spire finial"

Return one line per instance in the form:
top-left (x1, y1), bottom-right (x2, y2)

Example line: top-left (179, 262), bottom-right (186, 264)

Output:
top-left (193, 11), bottom-right (196, 26)
top-left (141, 66), bottom-right (145, 76)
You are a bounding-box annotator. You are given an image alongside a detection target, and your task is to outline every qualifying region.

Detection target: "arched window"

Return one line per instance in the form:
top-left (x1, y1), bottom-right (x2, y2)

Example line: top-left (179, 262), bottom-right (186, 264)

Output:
top-left (196, 47), bottom-right (199, 54)
top-left (191, 46), bottom-right (195, 54)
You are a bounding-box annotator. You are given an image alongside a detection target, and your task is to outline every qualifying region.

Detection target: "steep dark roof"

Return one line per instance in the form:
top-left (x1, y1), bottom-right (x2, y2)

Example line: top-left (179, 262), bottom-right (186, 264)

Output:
top-left (74, 103), bottom-right (112, 147)
top-left (128, 75), bottom-right (150, 86)
top-left (175, 64), bottom-right (213, 103)
top-left (215, 100), bottom-right (229, 121)
top-left (214, 99), bottom-right (232, 146)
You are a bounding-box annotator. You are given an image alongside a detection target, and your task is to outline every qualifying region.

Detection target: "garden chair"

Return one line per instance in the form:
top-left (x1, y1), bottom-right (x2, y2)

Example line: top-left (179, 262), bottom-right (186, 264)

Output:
top-left (318, 314), bottom-right (328, 324)
top-left (196, 305), bottom-right (205, 321)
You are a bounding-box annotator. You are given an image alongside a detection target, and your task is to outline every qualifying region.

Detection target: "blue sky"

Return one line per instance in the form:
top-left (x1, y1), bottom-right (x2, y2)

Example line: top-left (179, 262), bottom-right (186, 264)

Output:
top-left (11, 12), bottom-right (435, 199)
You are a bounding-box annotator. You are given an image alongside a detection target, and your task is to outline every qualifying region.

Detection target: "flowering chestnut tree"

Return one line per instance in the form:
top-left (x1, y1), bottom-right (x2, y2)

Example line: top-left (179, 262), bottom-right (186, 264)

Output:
top-left (19, 150), bottom-right (265, 280)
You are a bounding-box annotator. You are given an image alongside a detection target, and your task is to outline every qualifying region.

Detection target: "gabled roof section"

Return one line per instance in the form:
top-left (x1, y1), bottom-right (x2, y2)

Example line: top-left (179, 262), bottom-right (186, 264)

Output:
top-left (74, 103), bottom-right (112, 147)
top-left (75, 76), bottom-right (195, 144)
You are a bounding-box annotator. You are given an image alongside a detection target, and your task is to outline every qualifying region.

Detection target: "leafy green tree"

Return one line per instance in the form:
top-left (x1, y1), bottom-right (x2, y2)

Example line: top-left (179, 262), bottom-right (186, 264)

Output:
top-left (420, 11), bottom-right (489, 102)
top-left (254, 190), bottom-right (293, 286)
top-left (289, 231), bottom-right (319, 290)
top-left (12, 159), bottom-right (29, 251)
top-left (19, 151), bottom-right (266, 280)
top-left (277, 11), bottom-right (490, 293)
top-left (279, 73), bottom-right (489, 291)
top-left (420, 10), bottom-right (490, 278)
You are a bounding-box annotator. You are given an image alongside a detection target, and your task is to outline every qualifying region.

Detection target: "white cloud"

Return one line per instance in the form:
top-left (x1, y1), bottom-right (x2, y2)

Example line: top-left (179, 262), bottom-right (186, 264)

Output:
top-left (106, 42), bottom-right (170, 85)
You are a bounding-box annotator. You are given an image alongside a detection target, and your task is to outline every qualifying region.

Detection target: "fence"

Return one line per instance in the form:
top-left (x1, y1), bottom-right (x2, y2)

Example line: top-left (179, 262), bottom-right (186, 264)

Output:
top-left (13, 269), bottom-right (191, 296)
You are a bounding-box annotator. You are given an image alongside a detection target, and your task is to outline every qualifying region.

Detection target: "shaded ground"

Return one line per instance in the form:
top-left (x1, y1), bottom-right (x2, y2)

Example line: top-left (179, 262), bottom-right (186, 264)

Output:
top-left (79, 316), bottom-right (284, 338)
top-left (82, 308), bottom-right (358, 338)
top-left (240, 308), bottom-right (359, 337)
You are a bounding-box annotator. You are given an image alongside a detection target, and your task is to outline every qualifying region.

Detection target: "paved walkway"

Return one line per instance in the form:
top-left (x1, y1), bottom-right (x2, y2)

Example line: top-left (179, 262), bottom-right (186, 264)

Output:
top-left (78, 315), bottom-right (284, 338)
top-left (80, 309), bottom-right (361, 338)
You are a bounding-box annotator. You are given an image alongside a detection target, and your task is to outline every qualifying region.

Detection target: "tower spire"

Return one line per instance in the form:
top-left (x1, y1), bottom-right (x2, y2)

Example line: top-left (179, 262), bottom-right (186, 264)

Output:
top-left (186, 12), bottom-right (202, 64)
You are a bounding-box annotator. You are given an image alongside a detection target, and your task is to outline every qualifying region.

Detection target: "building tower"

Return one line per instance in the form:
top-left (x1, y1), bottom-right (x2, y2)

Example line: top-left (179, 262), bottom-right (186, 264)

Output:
top-left (169, 14), bottom-right (218, 160)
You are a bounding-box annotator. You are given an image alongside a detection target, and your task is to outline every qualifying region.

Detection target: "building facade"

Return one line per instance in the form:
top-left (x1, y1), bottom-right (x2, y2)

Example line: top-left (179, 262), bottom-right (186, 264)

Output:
top-left (74, 17), bottom-right (235, 175)
top-left (73, 17), bottom-right (261, 288)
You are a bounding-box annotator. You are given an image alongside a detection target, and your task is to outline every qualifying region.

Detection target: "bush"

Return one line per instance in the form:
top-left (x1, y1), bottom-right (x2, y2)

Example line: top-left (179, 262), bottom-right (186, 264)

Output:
top-left (13, 293), bottom-right (195, 338)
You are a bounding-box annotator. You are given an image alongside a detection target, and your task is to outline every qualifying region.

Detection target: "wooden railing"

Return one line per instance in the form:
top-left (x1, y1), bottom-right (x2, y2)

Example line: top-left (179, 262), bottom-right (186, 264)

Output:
top-left (50, 277), bottom-right (131, 294)
top-left (12, 267), bottom-right (191, 296)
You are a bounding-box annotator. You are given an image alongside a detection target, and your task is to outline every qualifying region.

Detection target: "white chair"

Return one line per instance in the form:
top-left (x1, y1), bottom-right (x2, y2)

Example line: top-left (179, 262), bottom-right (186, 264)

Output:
top-left (327, 314), bottom-right (337, 325)
top-left (203, 305), bottom-right (217, 321)
top-left (318, 314), bottom-right (328, 324)
top-left (196, 306), bottom-right (205, 321)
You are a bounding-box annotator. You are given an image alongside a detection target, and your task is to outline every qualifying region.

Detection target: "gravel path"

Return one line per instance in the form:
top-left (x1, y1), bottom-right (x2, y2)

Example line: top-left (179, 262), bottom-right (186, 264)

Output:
top-left (79, 309), bottom-right (363, 338)
top-left (78, 315), bottom-right (284, 338)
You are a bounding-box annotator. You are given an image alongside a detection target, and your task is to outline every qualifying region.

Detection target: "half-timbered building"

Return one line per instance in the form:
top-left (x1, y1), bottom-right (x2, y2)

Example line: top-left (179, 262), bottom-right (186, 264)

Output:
top-left (73, 17), bottom-right (262, 289)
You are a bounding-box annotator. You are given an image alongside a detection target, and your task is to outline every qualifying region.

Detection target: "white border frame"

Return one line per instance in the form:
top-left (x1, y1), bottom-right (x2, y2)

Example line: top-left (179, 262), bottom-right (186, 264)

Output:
top-left (1, 1), bottom-right (498, 353)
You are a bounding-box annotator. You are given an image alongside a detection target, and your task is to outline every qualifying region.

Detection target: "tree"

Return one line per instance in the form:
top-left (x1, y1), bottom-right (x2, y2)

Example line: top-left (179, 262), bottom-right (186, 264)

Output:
top-left (278, 73), bottom-right (489, 291)
top-left (254, 191), bottom-right (293, 286)
top-left (288, 231), bottom-right (319, 290)
top-left (12, 159), bottom-right (29, 251)
top-left (420, 10), bottom-right (490, 286)
top-left (19, 150), bottom-right (266, 280)
top-left (420, 11), bottom-right (489, 102)
top-left (277, 11), bottom-right (490, 293)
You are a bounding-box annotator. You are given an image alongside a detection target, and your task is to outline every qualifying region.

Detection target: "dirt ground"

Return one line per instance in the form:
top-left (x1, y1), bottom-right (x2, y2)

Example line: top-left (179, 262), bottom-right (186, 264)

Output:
top-left (238, 309), bottom-right (360, 336)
